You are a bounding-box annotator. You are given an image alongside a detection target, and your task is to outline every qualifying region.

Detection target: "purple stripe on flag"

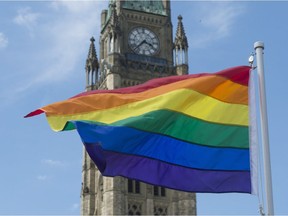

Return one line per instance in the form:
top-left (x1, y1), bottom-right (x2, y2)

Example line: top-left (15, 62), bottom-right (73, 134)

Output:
top-left (84, 143), bottom-right (251, 193)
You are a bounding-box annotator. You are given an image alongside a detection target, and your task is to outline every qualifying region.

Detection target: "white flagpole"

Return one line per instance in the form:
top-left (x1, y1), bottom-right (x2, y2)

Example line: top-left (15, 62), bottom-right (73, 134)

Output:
top-left (254, 41), bottom-right (274, 215)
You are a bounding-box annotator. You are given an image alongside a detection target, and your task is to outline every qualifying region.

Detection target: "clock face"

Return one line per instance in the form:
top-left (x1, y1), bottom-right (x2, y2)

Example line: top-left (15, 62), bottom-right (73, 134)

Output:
top-left (128, 27), bottom-right (160, 56)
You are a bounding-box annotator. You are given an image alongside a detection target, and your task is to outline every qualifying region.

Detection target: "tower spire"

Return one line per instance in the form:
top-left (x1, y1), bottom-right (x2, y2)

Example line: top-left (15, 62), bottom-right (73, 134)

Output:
top-left (174, 15), bottom-right (189, 75)
top-left (85, 37), bottom-right (99, 90)
top-left (106, 2), bottom-right (121, 54)
top-left (108, 3), bottom-right (120, 33)
top-left (174, 15), bottom-right (188, 49)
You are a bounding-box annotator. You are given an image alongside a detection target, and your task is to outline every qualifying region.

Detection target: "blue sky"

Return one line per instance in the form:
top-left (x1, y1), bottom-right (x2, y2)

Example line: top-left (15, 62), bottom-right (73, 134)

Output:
top-left (0, 0), bottom-right (287, 215)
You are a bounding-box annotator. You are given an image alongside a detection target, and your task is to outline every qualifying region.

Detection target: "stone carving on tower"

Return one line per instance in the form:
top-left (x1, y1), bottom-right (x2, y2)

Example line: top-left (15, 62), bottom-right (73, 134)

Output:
top-left (81, 1), bottom-right (196, 215)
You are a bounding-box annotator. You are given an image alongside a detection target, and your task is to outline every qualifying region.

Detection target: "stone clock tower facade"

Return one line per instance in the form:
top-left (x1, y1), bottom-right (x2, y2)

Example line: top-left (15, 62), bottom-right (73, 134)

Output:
top-left (81, 0), bottom-right (195, 215)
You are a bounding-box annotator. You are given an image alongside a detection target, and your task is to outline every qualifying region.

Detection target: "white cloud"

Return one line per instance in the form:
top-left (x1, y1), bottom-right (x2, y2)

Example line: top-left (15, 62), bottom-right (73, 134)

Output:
top-left (0, 33), bottom-right (8, 49)
top-left (41, 159), bottom-right (67, 167)
top-left (13, 1), bottom-right (106, 94)
top-left (190, 2), bottom-right (245, 48)
top-left (50, 0), bottom-right (101, 13)
top-left (13, 7), bottom-right (40, 37)
top-left (37, 175), bottom-right (48, 181)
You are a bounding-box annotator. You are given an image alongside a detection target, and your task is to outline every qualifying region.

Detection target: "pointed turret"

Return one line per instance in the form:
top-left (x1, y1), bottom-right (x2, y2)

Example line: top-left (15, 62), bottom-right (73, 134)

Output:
top-left (174, 15), bottom-right (189, 75)
top-left (108, 3), bottom-right (120, 34)
top-left (174, 15), bottom-right (188, 50)
top-left (85, 37), bottom-right (99, 90)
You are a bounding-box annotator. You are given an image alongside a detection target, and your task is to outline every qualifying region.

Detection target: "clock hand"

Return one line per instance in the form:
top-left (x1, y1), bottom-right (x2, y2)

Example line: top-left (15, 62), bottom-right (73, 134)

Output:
top-left (146, 41), bottom-right (154, 49)
top-left (134, 40), bottom-right (146, 50)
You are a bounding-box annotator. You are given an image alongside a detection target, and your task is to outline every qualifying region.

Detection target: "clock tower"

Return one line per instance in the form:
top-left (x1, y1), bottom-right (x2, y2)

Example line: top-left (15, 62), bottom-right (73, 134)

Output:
top-left (82, 0), bottom-right (195, 215)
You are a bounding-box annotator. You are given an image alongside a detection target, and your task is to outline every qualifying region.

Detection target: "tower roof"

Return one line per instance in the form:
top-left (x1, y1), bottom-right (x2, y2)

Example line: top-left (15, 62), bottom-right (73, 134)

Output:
top-left (86, 37), bottom-right (99, 71)
top-left (122, 0), bottom-right (167, 16)
top-left (174, 15), bottom-right (188, 49)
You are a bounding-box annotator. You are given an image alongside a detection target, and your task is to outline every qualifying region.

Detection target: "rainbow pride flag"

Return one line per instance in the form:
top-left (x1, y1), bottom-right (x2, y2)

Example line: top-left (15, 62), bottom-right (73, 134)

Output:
top-left (26, 66), bottom-right (256, 193)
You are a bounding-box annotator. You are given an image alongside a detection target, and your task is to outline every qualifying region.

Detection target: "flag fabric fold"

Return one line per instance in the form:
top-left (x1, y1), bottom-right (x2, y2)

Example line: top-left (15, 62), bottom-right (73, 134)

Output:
top-left (26, 65), bottom-right (255, 194)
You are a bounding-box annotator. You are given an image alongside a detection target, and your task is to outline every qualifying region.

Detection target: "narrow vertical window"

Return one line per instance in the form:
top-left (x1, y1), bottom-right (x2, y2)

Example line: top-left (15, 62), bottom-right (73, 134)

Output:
top-left (153, 186), bottom-right (159, 196)
top-left (161, 187), bottom-right (166, 196)
top-left (135, 181), bottom-right (140, 194)
top-left (128, 179), bottom-right (133, 193)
